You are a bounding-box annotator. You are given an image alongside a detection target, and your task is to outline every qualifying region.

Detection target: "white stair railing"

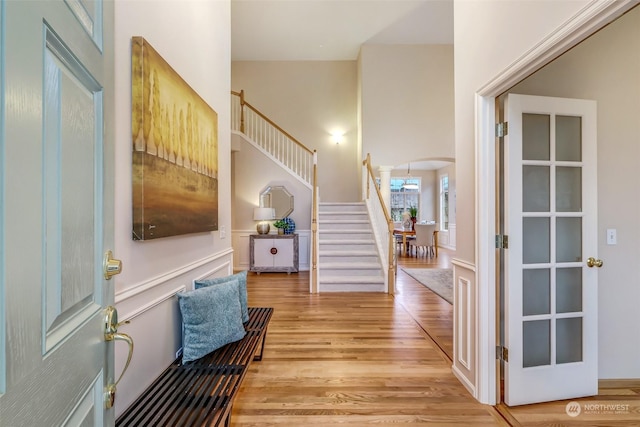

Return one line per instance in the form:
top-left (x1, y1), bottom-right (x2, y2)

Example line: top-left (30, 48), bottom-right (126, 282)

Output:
top-left (232, 91), bottom-right (314, 187)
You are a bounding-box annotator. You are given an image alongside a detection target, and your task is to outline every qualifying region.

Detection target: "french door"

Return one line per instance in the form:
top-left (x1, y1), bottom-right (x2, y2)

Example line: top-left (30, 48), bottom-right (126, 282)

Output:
top-left (503, 94), bottom-right (599, 405)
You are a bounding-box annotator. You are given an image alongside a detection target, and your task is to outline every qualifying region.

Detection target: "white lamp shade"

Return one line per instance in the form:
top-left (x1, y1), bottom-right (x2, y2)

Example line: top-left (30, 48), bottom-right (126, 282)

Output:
top-left (253, 207), bottom-right (275, 221)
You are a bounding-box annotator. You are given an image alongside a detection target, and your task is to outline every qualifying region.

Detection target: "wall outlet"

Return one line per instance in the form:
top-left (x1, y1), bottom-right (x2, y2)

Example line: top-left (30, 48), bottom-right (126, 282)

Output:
top-left (175, 347), bottom-right (183, 359)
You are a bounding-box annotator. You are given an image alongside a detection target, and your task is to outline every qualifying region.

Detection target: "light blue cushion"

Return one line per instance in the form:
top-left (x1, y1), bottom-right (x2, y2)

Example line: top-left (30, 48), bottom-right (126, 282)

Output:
top-left (177, 279), bottom-right (246, 363)
top-left (195, 271), bottom-right (249, 323)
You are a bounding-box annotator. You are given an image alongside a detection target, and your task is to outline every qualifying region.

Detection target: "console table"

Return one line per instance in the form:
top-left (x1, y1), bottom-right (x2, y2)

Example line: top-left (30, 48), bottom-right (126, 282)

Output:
top-left (250, 234), bottom-right (299, 274)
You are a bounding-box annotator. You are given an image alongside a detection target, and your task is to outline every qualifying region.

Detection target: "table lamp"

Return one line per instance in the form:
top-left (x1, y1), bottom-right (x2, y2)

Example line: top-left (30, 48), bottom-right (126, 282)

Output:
top-left (253, 207), bottom-right (275, 234)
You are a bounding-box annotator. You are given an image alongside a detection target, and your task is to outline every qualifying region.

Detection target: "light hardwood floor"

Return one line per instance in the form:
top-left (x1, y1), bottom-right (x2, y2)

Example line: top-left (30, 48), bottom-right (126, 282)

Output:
top-left (232, 248), bottom-right (640, 426)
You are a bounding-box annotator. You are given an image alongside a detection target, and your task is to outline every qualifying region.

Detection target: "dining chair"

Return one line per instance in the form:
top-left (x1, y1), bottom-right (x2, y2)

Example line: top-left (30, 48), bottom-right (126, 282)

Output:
top-left (408, 223), bottom-right (436, 257)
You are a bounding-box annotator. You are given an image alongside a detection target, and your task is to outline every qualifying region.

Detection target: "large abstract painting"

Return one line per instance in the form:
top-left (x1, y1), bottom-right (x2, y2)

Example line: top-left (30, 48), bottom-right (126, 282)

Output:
top-left (131, 37), bottom-right (218, 240)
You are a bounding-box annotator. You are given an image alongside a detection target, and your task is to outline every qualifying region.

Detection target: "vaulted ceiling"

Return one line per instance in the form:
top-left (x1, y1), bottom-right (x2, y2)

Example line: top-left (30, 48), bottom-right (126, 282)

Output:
top-left (231, 0), bottom-right (454, 61)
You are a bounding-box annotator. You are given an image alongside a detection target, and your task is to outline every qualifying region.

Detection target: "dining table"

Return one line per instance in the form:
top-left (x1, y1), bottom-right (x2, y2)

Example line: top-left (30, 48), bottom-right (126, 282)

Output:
top-left (394, 228), bottom-right (439, 257)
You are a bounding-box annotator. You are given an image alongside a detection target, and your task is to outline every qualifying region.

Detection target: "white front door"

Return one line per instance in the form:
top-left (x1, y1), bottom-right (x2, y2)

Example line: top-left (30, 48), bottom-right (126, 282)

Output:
top-left (0, 1), bottom-right (118, 425)
top-left (503, 94), bottom-right (599, 406)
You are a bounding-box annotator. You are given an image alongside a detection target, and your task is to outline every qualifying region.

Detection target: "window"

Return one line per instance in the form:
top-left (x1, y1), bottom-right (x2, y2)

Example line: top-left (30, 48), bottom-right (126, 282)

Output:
top-left (389, 178), bottom-right (420, 221)
top-left (440, 175), bottom-right (449, 231)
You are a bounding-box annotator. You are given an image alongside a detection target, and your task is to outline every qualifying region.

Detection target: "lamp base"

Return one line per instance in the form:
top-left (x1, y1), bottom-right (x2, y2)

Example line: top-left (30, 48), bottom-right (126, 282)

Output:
top-left (256, 222), bottom-right (270, 235)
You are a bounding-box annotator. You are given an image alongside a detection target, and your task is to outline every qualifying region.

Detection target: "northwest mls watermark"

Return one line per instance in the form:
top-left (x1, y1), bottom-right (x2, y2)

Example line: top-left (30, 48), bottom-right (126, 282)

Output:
top-left (566, 401), bottom-right (631, 417)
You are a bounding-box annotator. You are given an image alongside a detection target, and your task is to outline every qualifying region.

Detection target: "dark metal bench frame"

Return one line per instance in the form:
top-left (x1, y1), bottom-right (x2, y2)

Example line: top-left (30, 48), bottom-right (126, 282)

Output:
top-left (116, 307), bottom-right (274, 427)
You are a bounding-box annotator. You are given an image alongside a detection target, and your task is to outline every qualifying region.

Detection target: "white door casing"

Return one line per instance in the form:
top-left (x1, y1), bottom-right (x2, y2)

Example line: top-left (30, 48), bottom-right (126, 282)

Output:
top-left (503, 94), bottom-right (598, 406)
top-left (0, 1), bottom-right (116, 425)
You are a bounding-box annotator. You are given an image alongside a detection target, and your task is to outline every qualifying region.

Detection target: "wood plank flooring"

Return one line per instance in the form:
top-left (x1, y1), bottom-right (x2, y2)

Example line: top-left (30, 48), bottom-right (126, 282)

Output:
top-left (232, 249), bottom-right (506, 426)
top-left (232, 248), bottom-right (640, 426)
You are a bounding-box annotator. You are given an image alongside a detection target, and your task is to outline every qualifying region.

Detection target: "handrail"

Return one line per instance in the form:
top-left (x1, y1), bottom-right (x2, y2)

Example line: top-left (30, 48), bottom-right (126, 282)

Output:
top-left (232, 90), bottom-right (314, 154)
top-left (231, 90), bottom-right (318, 293)
top-left (362, 153), bottom-right (395, 294)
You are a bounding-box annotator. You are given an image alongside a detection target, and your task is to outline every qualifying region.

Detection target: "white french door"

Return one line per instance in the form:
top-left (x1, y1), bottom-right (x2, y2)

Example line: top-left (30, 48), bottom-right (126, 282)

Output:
top-left (0, 1), bottom-right (119, 425)
top-left (503, 94), bottom-right (599, 406)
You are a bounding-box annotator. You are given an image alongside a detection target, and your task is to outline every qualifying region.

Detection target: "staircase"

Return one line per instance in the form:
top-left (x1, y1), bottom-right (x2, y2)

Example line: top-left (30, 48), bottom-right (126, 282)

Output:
top-left (318, 202), bottom-right (385, 292)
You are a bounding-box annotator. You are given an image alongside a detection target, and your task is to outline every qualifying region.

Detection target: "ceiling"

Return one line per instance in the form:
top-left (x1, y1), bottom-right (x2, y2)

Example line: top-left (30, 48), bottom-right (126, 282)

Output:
top-left (231, 0), bottom-right (454, 61)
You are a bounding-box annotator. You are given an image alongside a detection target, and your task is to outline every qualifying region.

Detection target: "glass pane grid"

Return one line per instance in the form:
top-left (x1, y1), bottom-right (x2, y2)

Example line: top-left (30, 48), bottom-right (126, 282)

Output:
top-left (521, 112), bottom-right (585, 370)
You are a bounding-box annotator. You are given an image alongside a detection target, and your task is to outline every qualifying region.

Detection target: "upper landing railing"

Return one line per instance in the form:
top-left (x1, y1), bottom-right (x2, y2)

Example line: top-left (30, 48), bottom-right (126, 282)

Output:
top-left (231, 90), bottom-right (315, 188)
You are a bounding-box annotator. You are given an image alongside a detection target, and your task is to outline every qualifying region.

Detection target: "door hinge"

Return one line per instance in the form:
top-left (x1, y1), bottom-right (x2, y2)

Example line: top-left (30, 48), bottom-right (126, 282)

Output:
top-left (496, 346), bottom-right (509, 362)
top-left (495, 234), bottom-right (509, 249)
top-left (496, 122), bottom-right (508, 138)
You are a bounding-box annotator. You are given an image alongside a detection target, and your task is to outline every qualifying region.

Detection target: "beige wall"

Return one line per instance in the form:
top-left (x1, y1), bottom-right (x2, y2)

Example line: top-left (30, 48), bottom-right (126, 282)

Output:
top-left (232, 61), bottom-right (359, 202)
top-left (113, 0), bottom-right (231, 415)
top-left (453, 0), bottom-right (589, 263)
top-left (509, 6), bottom-right (640, 378)
top-left (359, 44), bottom-right (454, 169)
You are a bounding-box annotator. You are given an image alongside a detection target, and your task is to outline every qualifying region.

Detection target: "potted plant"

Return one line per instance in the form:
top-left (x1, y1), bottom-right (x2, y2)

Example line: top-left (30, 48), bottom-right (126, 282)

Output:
top-left (273, 219), bottom-right (287, 235)
top-left (408, 206), bottom-right (418, 229)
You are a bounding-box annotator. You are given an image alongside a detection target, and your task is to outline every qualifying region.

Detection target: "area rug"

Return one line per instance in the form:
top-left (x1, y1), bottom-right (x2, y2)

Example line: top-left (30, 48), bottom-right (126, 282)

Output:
top-left (401, 268), bottom-right (453, 304)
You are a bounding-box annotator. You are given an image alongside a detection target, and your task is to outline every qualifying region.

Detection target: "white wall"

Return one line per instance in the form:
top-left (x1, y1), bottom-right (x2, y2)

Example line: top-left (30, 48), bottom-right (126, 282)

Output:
top-left (509, 6), bottom-right (640, 379)
top-left (359, 44), bottom-right (454, 168)
top-left (112, 0), bottom-right (231, 416)
top-left (231, 61), bottom-right (359, 202)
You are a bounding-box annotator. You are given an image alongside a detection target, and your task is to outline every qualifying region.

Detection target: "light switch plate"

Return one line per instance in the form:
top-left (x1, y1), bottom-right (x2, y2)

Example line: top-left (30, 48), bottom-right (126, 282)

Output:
top-left (606, 228), bottom-right (616, 245)
top-left (220, 225), bottom-right (226, 239)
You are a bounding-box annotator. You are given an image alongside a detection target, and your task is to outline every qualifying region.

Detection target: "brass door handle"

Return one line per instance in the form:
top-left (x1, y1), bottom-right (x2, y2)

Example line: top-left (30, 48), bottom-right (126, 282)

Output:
top-left (586, 257), bottom-right (603, 268)
top-left (104, 306), bottom-right (134, 409)
top-left (104, 250), bottom-right (122, 280)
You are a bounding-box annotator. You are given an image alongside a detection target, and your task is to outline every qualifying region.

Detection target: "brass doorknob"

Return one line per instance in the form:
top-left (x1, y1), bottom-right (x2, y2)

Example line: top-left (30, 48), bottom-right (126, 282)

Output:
top-left (586, 257), bottom-right (603, 268)
top-left (104, 250), bottom-right (122, 280)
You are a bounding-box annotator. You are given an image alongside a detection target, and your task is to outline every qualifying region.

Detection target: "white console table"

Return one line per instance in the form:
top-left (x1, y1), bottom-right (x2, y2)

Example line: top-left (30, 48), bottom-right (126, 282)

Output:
top-left (249, 234), bottom-right (299, 274)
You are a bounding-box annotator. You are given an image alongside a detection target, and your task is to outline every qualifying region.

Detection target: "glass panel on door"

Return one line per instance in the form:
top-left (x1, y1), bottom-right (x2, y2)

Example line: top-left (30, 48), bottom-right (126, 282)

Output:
top-left (523, 320), bottom-right (550, 368)
top-left (523, 113), bottom-right (550, 160)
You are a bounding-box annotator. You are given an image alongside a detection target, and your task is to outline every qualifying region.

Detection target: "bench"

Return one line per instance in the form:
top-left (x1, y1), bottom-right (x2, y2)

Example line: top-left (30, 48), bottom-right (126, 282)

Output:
top-left (116, 307), bottom-right (273, 427)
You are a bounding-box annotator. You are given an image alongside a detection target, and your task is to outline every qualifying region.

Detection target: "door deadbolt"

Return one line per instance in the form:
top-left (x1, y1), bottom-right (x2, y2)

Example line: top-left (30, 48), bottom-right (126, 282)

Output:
top-left (103, 250), bottom-right (123, 280)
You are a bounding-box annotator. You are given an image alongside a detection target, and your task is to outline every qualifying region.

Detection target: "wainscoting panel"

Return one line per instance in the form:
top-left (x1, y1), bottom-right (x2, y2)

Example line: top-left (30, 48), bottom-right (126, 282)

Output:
top-left (452, 259), bottom-right (477, 398)
top-left (113, 249), bottom-right (233, 418)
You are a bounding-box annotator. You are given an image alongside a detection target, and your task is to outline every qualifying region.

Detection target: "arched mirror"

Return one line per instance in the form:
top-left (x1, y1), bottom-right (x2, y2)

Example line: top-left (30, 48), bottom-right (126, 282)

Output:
top-left (260, 185), bottom-right (294, 219)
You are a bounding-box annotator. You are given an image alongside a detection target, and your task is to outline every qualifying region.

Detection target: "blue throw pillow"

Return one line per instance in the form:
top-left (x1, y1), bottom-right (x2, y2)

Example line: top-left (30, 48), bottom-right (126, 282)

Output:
top-left (177, 279), bottom-right (246, 363)
top-left (195, 271), bottom-right (249, 323)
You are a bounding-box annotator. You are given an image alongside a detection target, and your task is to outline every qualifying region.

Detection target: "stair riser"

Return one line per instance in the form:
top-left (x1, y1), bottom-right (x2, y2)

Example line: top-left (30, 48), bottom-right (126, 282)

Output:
top-left (319, 232), bottom-right (373, 240)
top-left (319, 269), bottom-right (383, 277)
top-left (319, 243), bottom-right (376, 251)
top-left (319, 255), bottom-right (379, 263)
top-left (319, 222), bottom-right (371, 231)
top-left (319, 213), bottom-right (368, 221)
top-left (319, 204), bottom-right (366, 214)
top-left (318, 283), bottom-right (386, 292)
